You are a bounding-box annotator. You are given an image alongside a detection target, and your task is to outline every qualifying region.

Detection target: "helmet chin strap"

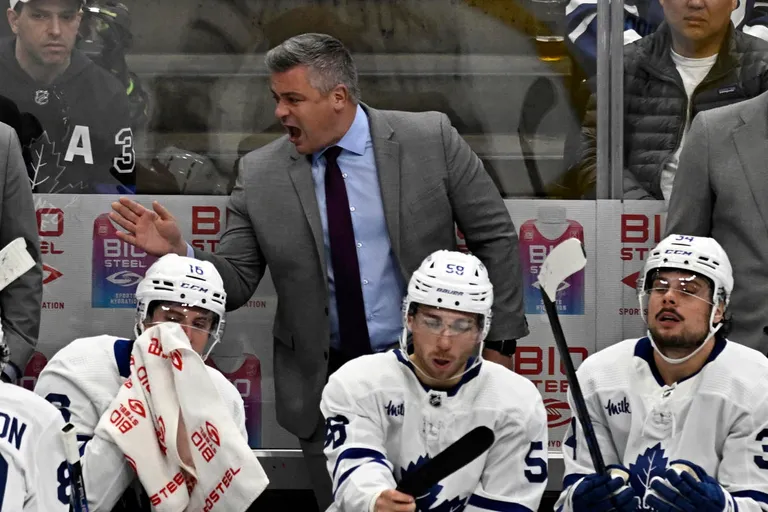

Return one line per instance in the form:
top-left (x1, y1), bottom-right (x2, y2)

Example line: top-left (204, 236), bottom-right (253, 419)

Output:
top-left (648, 306), bottom-right (723, 365)
top-left (398, 326), bottom-right (484, 383)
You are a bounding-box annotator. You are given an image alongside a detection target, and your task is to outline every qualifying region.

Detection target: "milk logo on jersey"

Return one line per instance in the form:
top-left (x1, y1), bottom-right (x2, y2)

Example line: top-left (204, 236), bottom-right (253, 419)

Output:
top-left (92, 212), bottom-right (157, 308)
top-left (629, 443), bottom-right (669, 510)
top-left (604, 397), bottom-right (631, 417)
top-left (400, 456), bottom-right (469, 511)
top-left (384, 400), bottom-right (405, 417)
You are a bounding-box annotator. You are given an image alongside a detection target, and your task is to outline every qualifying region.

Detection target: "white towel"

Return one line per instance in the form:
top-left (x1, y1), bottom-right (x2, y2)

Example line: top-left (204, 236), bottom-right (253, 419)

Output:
top-left (95, 322), bottom-right (269, 511)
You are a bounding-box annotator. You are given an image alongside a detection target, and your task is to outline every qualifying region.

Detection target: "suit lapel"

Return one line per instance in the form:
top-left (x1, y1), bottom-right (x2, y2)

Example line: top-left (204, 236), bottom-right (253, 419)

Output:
top-left (733, 98), bottom-right (768, 235)
top-left (286, 148), bottom-right (327, 276)
top-left (365, 105), bottom-right (402, 263)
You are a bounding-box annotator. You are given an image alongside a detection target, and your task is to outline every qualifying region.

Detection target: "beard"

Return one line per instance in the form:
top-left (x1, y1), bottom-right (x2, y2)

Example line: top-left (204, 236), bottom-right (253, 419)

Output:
top-left (649, 324), bottom-right (708, 355)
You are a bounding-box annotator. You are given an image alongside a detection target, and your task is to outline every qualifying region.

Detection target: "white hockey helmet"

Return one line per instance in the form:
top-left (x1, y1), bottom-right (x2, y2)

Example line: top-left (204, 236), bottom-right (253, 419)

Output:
top-left (638, 234), bottom-right (733, 362)
top-left (401, 250), bottom-right (493, 346)
top-left (134, 254), bottom-right (227, 354)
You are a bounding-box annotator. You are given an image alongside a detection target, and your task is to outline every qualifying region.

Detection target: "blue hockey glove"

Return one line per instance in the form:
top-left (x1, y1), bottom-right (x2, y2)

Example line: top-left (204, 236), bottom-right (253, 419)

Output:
top-left (646, 459), bottom-right (735, 512)
top-left (571, 465), bottom-right (640, 512)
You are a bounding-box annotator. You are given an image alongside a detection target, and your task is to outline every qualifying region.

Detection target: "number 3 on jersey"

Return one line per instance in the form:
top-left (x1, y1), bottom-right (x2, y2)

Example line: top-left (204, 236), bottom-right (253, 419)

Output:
top-left (113, 128), bottom-right (134, 173)
top-left (45, 393), bottom-right (72, 423)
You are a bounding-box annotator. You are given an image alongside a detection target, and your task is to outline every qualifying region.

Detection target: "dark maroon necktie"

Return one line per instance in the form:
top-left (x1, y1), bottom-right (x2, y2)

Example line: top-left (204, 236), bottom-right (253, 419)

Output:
top-left (323, 146), bottom-right (372, 359)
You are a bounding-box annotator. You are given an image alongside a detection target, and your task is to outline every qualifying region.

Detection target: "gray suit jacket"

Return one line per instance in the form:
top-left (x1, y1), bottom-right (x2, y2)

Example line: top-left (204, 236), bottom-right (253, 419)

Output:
top-left (0, 121), bottom-right (42, 373)
top-left (666, 90), bottom-right (768, 353)
top-left (195, 105), bottom-right (528, 437)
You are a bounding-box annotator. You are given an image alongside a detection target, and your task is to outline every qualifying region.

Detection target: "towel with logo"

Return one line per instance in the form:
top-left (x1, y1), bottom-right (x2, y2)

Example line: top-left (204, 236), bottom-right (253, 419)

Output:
top-left (95, 322), bottom-right (269, 511)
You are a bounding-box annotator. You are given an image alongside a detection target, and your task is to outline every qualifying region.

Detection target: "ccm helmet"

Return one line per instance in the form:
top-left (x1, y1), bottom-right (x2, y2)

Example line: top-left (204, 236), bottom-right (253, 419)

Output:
top-left (134, 254), bottom-right (227, 350)
top-left (638, 234), bottom-right (733, 363)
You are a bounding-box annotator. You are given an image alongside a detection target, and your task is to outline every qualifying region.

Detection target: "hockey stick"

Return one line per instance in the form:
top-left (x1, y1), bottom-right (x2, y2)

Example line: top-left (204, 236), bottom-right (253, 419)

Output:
top-left (519, 76), bottom-right (557, 198)
top-left (62, 423), bottom-right (90, 512)
top-left (537, 238), bottom-right (606, 474)
top-left (0, 238), bottom-right (35, 293)
top-left (396, 426), bottom-right (495, 497)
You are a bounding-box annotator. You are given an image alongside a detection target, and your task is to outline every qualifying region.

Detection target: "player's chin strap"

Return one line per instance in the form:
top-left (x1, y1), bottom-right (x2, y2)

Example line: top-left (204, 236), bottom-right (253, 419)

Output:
top-left (646, 293), bottom-right (725, 365)
top-left (647, 322), bottom-right (723, 365)
top-left (397, 326), bottom-right (484, 383)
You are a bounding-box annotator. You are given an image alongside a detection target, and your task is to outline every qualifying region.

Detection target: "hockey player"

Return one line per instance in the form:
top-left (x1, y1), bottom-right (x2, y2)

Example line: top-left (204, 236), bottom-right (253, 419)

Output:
top-left (556, 234), bottom-right (768, 511)
top-left (321, 250), bottom-right (548, 512)
top-left (34, 254), bottom-right (247, 511)
top-left (3, 0), bottom-right (136, 193)
top-left (0, 323), bottom-right (70, 511)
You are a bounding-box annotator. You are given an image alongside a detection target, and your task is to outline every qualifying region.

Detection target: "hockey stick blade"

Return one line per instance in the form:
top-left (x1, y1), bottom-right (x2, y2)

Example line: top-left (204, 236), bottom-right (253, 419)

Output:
top-left (537, 237), bottom-right (586, 302)
top-left (0, 238), bottom-right (34, 293)
top-left (62, 423), bottom-right (90, 512)
top-left (396, 426), bottom-right (494, 497)
top-left (537, 239), bottom-right (607, 474)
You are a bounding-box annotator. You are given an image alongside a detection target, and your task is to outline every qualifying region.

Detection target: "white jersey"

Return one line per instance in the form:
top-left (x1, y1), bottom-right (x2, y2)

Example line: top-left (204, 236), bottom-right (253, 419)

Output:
top-left (0, 382), bottom-right (69, 512)
top-left (33, 335), bottom-right (247, 512)
top-left (556, 337), bottom-right (768, 511)
top-left (321, 350), bottom-right (548, 512)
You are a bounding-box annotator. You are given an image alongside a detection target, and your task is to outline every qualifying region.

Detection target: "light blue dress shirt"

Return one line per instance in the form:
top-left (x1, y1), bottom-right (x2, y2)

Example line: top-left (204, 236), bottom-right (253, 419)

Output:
top-left (189, 105), bottom-right (405, 351)
top-left (312, 105), bottom-right (405, 351)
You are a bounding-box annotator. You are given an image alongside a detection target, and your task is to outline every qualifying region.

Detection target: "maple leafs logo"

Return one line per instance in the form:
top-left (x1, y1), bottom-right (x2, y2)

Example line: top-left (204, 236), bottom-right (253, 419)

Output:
top-left (26, 131), bottom-right (88, 193)
top-left (629, 442), bottom-right (669, 510)
top-left (399, 455), bottom-right (469, 511)
top-left (28, 131), bottom-right (65, 191)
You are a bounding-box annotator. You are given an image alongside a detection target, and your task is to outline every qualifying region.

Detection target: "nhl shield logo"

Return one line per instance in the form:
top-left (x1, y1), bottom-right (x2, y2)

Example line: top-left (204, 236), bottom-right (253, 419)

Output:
top-left (429, 393), bottom-right (442, 407)
top-left (34, 89), bottom-right (49, 105)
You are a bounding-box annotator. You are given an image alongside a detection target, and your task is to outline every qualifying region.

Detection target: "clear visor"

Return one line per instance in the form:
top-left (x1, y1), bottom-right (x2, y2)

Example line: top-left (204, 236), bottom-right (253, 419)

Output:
top-left (640, 273), bottom-right (714, 304)
top-left (638, 272), bottom-right (715, 319)
top-left (144, 303), bottom-right (219, 334)
top-left (410, 313), bottom-right (483, 339)
top-left (143, 303), bottom-right (222, 359)
top-left (400, 307), bottom-right (485, 383)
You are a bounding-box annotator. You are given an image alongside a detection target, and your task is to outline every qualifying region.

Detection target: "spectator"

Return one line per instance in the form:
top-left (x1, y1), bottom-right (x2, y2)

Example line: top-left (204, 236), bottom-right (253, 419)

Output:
top-left (1, 0), bottom-right (135, 193)
top-left (109, 33), bottom-right (529, 510)
top-left (566, 0), bottom-right (768, 199)
top-left (0, 120), bottom-right (42, 384)
top-left (566, 0), bottom-right (768, 77)
top-left (665, 87), bottom-right (768, 354)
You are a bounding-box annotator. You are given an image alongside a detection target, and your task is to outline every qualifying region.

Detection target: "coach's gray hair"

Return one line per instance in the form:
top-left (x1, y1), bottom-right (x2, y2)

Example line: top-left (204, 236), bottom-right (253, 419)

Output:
top-left (265, 33), bottom-right (361, 104)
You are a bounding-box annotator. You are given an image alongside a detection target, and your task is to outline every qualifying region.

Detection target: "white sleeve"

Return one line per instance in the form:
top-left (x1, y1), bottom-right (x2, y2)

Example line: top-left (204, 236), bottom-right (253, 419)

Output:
top-left (27, 413), bottom-right (69, 512)
top-left (718, 394), bottom-right (768, 511)
top-left (465, 393), bottom-right (548, 512)
top-left (231, 390), bottom-right (247, 441)
top-left (210, 370), bottom-right (248, 442)
top-left (320, 373), bottom-right (397, 512)
top-left (34, 362), bottom-right (134, 512)
top-left (555, 387), bottom-right (622, 512)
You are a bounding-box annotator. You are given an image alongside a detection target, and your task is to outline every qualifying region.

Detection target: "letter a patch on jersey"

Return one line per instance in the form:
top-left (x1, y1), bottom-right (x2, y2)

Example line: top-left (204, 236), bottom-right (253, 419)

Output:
top-left (629, 443), bottom-right (669, 510)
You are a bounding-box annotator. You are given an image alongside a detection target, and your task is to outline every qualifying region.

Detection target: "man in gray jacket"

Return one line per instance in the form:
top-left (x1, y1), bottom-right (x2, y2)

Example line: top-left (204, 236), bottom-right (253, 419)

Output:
top-left (0, 119), bottom-right (42, 383)
top-left (562, 0), bottom-right (768, 200)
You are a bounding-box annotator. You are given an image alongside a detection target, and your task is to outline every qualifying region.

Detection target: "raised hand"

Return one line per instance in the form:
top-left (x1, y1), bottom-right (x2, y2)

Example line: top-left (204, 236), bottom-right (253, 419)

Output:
top-left (110, 198), bottom-right (186, 257)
